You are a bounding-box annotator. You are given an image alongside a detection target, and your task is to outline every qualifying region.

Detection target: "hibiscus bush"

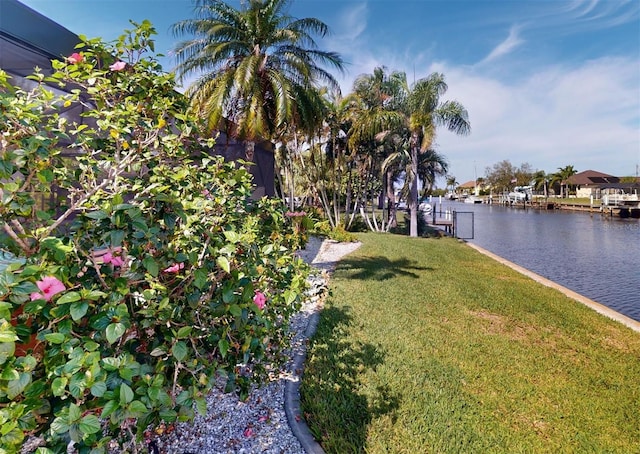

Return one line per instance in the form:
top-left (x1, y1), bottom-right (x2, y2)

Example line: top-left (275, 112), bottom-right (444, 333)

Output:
top-left (0, 21), bottom-right (307, 453)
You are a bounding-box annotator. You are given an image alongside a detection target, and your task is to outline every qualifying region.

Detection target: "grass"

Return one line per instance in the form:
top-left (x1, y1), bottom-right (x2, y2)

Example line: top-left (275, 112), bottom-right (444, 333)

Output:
top-left (300, 233), bottom-right (640, 453)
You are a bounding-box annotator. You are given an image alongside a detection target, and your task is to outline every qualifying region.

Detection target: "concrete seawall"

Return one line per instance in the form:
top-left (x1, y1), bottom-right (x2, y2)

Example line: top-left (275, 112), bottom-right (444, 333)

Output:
top-left (465, 242), bottom-right (640, 333)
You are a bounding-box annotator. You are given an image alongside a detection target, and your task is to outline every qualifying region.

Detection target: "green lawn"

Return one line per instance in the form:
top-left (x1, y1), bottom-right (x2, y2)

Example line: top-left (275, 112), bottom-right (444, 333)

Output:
top-left (300, 233), bottom-right (640, 453)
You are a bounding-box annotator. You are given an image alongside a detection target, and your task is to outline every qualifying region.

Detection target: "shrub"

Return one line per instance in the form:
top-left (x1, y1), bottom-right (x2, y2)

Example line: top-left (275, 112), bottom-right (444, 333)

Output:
top-left (0, 21), bottom-right (307, 453)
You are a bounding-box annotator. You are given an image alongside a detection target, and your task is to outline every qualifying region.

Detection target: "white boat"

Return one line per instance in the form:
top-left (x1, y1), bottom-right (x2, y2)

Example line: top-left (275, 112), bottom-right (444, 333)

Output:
top-left (419, 201), bottom-right (433, 215)
top-left (464, 195), bottom-right (483, 204)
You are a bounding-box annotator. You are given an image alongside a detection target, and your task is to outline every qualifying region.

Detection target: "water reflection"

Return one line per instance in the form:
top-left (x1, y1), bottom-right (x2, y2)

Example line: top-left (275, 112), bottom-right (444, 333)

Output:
top-left (433, 201), bottom-right (640, 321)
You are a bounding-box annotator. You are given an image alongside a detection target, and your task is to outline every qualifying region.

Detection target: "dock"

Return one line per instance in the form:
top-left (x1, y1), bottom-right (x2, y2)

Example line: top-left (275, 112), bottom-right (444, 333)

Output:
top-left (426, 209), bottom-right (454, 234)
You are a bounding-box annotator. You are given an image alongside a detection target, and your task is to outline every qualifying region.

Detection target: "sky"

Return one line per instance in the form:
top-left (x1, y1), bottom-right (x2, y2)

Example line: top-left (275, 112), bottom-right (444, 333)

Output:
top-left (15, 0), bottom-right (640, 186)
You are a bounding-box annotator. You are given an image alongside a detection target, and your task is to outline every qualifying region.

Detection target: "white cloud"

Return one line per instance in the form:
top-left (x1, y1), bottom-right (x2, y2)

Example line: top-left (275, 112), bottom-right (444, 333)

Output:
top-left (431, 57), bottom-right (640, 184)
top-left (334, 2), bottom-right (368, 42)
top-left (556, 0), bottom-right (640, 30)
top-left (478, 25), bottom-right (524, 65)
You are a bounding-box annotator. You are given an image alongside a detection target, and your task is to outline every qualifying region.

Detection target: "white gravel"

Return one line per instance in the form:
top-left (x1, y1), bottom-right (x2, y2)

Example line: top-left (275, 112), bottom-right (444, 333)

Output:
top-left (152, 237), bottom-right (361, 454)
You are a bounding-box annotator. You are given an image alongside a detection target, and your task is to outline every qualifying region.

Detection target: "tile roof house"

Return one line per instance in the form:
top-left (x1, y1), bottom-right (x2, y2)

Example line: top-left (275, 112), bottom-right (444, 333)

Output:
top-left (564, 170), bottom-right (640, 199)
top-left (0, 0), bottom-right (275, 198)
top-left (457, 180), bottom-right (476, 194)
top-left (565, 170), bottom-right (622, 198)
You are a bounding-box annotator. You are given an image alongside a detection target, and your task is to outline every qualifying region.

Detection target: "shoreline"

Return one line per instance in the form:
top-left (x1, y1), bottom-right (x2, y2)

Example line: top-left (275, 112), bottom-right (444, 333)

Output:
top-left (465, 241), bottom-right (640, 333)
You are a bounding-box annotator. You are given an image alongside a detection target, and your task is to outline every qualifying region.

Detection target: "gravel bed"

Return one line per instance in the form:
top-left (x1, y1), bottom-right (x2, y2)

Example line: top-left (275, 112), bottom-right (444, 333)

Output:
top-left (153, 237), bottom-right (361, 454)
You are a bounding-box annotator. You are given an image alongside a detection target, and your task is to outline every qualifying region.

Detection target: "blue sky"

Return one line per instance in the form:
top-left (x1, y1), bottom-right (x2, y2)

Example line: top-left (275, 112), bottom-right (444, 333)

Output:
top-left (17, 0), bottom-right (640, 185)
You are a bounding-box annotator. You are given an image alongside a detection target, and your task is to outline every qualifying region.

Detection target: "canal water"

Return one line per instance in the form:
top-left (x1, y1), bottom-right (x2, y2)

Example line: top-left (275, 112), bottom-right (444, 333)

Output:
top-left (432, 201), bottom-right (640, 322)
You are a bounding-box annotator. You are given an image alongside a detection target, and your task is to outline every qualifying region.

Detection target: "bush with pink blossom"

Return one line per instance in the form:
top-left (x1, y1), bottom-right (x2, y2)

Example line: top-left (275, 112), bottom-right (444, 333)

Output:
top-left (0, 21), bottom-right (307, 453)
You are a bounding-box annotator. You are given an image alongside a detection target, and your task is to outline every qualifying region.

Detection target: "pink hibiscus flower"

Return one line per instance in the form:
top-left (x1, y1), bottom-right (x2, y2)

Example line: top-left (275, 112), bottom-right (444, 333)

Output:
top-left (103, 251), bottom-right (125, 267)
top-left (30, 276), bottom-right (66, 302)
top-left (163, 263), bottom-right (185, 273)
top-left (109, 61), bottom-right (127, 71)
top-left (68, 53), bottom-right (83, 64)
top-left (253, 291), bottom-right (266, 310)
top-left (93, 246), bottom-right (125, 267)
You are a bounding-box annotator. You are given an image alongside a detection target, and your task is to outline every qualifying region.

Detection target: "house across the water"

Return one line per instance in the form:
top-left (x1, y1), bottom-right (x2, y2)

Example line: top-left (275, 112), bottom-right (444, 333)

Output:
top-left (564, 170), bottom-right (640, 200)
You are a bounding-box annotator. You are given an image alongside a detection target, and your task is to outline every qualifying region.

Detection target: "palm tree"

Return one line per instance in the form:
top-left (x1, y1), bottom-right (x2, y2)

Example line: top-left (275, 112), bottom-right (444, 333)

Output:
top-left (417, 149), bottom-right (448, 197)
top-left (446, 175), bottom-right (458, 194)
top-left (404, 73), bottom-right (470, 237)
top-left (550, 165), bottom-right (577, 198)
top-left (532, 170), bottom-right (548, 199)
top-left (171, 0), bottom-right (344, 140)
top-left (344, 68), bottom-right (468, 236)
top-left (345, 68), bottom-right (407, 230)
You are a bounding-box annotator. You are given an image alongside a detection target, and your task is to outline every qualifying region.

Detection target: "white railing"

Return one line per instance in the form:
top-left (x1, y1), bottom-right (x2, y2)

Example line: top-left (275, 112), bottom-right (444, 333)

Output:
top-left (601, 193), bottom-right (639, 207)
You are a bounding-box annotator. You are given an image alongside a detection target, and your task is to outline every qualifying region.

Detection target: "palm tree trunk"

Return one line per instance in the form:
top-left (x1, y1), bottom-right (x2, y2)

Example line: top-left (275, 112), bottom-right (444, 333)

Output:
top-left (386, 168), bottom-right (397, 228)
top-left (409, 134), bottom-right (420, 237)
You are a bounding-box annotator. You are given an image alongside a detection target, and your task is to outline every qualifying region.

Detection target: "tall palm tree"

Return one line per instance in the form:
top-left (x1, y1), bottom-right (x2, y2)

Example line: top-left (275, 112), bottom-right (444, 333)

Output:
top-left (345, 68), bottom-right (406, 230)
top-left (346, 68), bottom-right (468, 236)
top-left (550, 165), bottom-right (577, 198)
top-left (446, 175), bottom-right (458, 193)
top-left (404, 73), bottom-right (470, 236)
top-left (171, 0), bottom-right (344, 140)
top-left (417, 149), bottom-right (449, 197)
top-left (532, 170), bottom-right (548, 199)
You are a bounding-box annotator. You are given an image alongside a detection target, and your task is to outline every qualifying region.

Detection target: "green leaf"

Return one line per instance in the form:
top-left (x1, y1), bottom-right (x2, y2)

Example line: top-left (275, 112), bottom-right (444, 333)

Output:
top-left (68, 403), bottom-right (82, 422)
top-left (218, 338), bottom-right (229, 358)
top-left (0, 366), bottom-right (19, 381)
top-left (2, 426), bottom-right (24, 448)
top-left (56, 291), bottom-right (81, 305)
top-left (194, 268), bottom-right (207, 290)
top-left (44, 333), bottom-right (66, 344)
top-left (222, 287), bottom-right (236, 304)
top-left (125, 400), bottom-right (148, 418)
top-left (7, 372), bottom-right (31, 399)
top-left (172, 341), bottom-right (188, 362)
top-left (85, 210), bottom-right (108, 220)
top-left (85, 290), bottom-right (107, 300)
top-left (176, 326), bottom-right (192, 338)
top-left (101, 357), bottom-right (120, 371)
top-left (143, 256), bottom-right (159, 277)
top-left (115, 303), bottom-right (129, 318)
top-left (34, 448), bottom-right (53, 454)
top-left (70, 301), bottom-right (88, 321)
top-left (220, 244), bottom-right (236, 255)
top-left (79, 415), bottom-right (101, 435)
top-left (0, 331), bottom-right (18, 343)
top-left (195, 396), bottom-right (207, 415)
top-left (150, 347), bottom-right (166, 357)
top-left (37, 168), bottom-right (54, 183)
top-left (84, 341), bottom-right (99, 351)
top-left (105, 323), bottom-right (126, 344)
top-left (159, 409), bottom-right (177, 422)
top-left (119, 383), bottom-right (134, 405)
top-left (90, 381), bottom-right (107, 397)
top-left (229, 305), bottom-right (242, 317)
top-left (100, 400), bottom-right (119, 418)
top-left (223, 231), bottom-right (241, 243)
top-left (110, 230), bottom-right (125, 247)
top-left (69, 375), bottom-right (86, 398)
top-left (217, 256), bottom-right (230, 273)
top-left (19, 265), bottom-right (41, 277)
top-left (118, 362), bottom-right (139, 381)
top-left (12, 281), bottom-right (39, 295)
top-left (50, 416), bottom-right (70, 435)
top-left (51, 377), bottom-right (68, 396)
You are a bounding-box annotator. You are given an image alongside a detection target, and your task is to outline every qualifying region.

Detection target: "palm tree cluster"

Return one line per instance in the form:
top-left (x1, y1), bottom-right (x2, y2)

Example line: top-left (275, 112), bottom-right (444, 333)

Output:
top-left (172, 0), bottom-right (470, 237)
